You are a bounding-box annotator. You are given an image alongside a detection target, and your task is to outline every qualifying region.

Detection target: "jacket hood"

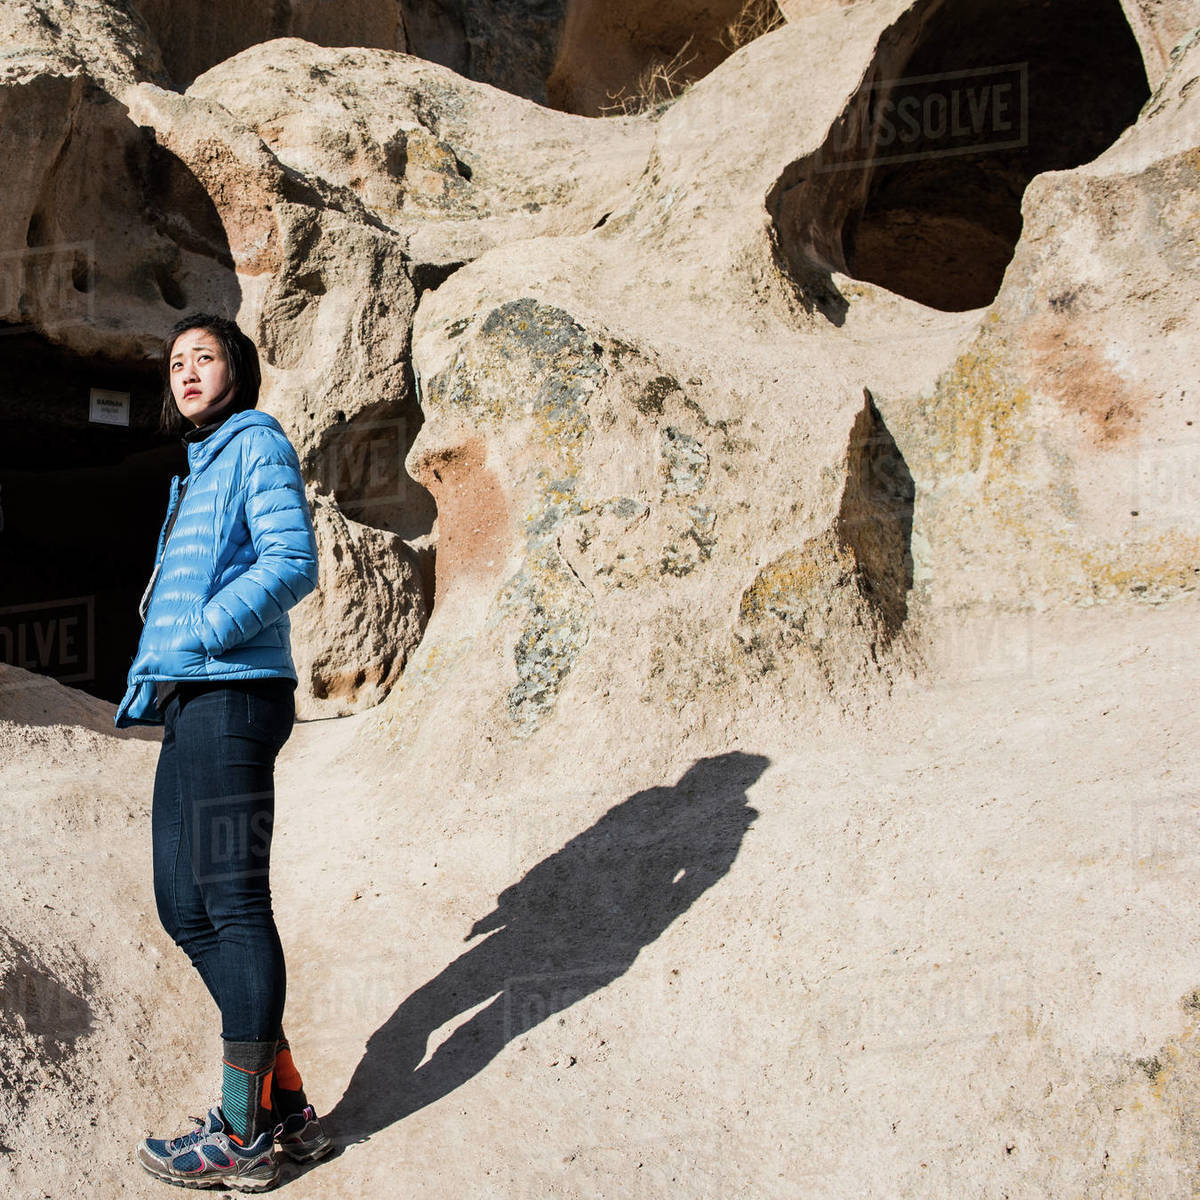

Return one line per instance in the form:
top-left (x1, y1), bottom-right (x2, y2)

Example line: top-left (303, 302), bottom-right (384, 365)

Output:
top-left (185, 409), bottom-right (286, 476)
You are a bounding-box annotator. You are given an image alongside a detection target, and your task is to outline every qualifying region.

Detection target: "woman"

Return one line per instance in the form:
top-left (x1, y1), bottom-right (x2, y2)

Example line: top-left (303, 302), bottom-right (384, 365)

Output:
top-left (114, 314), bottom-right (330, 1190)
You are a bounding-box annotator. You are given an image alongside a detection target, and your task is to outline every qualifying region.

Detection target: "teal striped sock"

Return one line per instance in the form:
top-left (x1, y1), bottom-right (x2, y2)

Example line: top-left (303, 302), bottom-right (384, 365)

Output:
top-left (221, 1040), bottom-right (277, 1146)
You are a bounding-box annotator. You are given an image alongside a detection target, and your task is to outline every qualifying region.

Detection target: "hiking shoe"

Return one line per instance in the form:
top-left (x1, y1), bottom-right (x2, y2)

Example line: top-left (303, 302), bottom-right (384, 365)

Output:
top-left (275, 1105), bottom-right (333, 1163)
top-left (136, 1105), bottom-right (279, 1191)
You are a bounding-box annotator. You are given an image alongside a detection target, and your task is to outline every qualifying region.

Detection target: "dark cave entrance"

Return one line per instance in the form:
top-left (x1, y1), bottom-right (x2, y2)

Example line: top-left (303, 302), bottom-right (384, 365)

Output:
top-left (771, 0), bottom-right (1151, 312)
top-left (0, 331), bottom-right (183, 705)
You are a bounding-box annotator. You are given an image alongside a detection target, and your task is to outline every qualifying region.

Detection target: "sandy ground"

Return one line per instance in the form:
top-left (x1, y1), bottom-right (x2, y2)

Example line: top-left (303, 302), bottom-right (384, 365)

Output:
top-left (1, 597), bottom-right (1199, 1198)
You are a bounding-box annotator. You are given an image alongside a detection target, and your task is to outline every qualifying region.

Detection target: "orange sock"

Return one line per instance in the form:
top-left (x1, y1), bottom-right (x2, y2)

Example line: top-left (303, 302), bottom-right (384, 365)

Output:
top-left (274, 1044), bottom-right (303, 1093)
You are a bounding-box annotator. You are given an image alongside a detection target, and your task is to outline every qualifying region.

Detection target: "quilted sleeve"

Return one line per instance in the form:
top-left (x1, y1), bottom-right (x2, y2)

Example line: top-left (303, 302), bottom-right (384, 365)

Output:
top-left (198, 430), bottom-right (319, 657)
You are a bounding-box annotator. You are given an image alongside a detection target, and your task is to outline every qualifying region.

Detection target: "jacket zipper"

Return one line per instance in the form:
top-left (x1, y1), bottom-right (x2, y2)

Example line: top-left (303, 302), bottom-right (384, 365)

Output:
top-left (138, 475), bottom-right (186, 623)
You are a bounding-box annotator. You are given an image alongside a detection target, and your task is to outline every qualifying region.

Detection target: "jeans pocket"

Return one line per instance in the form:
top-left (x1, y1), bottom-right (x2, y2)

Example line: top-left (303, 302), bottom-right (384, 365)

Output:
top-left (241, 683), bottom-right (295, 748)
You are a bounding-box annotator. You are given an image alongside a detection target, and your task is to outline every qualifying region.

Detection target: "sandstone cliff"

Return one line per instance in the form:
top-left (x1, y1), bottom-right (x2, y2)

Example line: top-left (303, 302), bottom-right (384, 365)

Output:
top-left (1, 0), bottom-right (1199, 1195)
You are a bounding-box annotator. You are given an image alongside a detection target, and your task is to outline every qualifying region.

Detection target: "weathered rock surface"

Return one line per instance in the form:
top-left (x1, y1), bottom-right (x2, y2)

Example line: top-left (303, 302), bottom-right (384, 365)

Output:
top-left (0, 0), bottom-right (166, 93)
top-left (405, 0), bottom-right (569, 104)
top-left (130, 0), bottom-right (409, 88)
top-left (890, 17), bottom-right (1200, 612)
top-left (186, 39), bottom-right (649, 280)
top-left (1122, 0), bottom-right (1200, 83)
top-left (547, 0), bottom-right (778, 115)
top-left (292, 486), bottom-right (428, 716)
top-left (1, 0), bottom-right (1199, 1195)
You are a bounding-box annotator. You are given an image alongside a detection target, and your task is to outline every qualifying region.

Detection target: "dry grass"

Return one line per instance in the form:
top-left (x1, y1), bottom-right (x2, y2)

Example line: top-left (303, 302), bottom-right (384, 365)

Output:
top-left (600, 36), bottom-right (700, 116)
top-left (599, 0), bottom-right (786, 116)
top-left (720, 0), bottom-right (786, 52)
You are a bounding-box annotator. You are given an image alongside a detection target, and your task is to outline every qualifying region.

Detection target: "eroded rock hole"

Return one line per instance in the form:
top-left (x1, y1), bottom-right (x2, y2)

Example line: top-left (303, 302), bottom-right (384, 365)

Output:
top-left (305, 398), bottom-right (438, 615)
top-left (0, 331), bottom-right (180, 704)
top-left (773, 0), bottom-right (1150, 312)
top-left (836, 389), bottom-right (914, 642)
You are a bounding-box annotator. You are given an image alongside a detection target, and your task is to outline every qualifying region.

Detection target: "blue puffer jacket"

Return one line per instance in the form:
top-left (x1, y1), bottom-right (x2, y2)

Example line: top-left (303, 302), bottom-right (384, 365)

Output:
top-left (114, 410), bottom-right (319, 729)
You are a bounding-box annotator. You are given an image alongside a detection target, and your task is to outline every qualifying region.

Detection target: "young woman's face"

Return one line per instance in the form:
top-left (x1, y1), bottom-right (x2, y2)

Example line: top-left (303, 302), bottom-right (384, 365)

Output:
top-left (170, 327), bottom-right (234, 426)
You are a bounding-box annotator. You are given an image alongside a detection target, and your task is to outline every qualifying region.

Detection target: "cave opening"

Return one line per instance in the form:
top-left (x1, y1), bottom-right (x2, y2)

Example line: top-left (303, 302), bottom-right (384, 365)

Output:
top-left (0, 79), bottom-right (242, 709)
top-left (772, 0), bottom-right (1151, 312)
top-left (304, 396), bottom-right (439, 619)
top-left (0, 330), bottom-right (183, 705)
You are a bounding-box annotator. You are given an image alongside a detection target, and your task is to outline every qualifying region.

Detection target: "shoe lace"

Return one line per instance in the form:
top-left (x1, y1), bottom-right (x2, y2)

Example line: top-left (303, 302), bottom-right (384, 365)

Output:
top-left (166, 1115), bottom-right (209, 1153)
top-left (165, 1093), bottom-right (223, 1153)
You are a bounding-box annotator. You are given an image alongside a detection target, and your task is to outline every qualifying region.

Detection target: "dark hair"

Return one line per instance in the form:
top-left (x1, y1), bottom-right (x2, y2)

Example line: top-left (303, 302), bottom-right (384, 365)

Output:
top-left (158, 313), bottom-right (261, 436)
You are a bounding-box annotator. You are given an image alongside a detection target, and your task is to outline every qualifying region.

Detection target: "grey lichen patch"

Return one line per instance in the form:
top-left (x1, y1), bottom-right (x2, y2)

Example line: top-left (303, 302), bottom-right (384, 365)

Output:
top-left (479, 298), bottom-right (600, 419)
top-left (660, 504), bottom-right (718, 577)
top-left (660, 544), bottom-right (694, 577)
top-left (611, 496), bottom-right (647, 521)
top-left (497, 546), bottom-right (592, 735)
top-left (430, 298), bottom-right (608, 735)
top-left (523, 475), bottom-right (579, 538)
top-left (1134, 1055), bottom-right (1165, 1082)
top-left (428, 298), bottom-right (601, 461)
top-left (660, 425), bottom-right (709, 496)
top-left (563, 496), bottom-right (652, 588)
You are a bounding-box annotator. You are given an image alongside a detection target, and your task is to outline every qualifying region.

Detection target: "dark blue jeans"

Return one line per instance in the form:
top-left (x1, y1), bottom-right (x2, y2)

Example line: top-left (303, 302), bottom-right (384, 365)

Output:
top-left (152, 678), bottom-right (296, 1042)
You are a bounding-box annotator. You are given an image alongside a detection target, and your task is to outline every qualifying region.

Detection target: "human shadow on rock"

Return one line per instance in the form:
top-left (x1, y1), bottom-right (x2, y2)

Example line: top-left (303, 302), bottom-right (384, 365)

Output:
top-left (329, 750), bottom-right (767, 1142)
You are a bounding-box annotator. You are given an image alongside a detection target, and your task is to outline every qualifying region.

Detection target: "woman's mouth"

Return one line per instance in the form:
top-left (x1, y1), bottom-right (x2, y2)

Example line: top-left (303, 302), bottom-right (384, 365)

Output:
top-left (184, 388), bottom-right (201, 399)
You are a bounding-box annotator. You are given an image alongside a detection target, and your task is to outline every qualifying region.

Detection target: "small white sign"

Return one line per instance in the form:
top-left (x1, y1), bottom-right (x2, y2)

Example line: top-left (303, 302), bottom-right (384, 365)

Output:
top-left (89, 387), bottom-right (130, 427)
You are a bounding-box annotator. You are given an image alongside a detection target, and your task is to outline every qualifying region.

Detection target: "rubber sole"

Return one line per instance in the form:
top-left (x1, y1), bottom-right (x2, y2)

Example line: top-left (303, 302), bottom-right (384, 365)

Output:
top-left (136, 1144), bottom-right (279, 1192)
top-left (279, 1131), bottom-right (334, 1164)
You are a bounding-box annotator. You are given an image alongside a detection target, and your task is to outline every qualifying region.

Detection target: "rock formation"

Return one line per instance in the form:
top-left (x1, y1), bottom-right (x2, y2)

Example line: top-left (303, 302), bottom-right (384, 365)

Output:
top-left (130, 0), bottom-right (410, 88)
top-left (547, 0), bottom-right (783, 114)
top-left (1, 0), bottom-right (1199, 1193)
